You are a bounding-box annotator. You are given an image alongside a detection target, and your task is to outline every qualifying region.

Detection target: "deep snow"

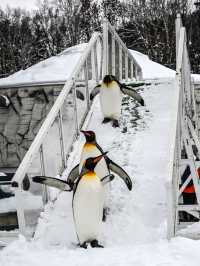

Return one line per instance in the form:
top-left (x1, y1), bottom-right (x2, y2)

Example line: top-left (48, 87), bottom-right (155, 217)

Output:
top-left (2, 80), bottom-right (200, 266)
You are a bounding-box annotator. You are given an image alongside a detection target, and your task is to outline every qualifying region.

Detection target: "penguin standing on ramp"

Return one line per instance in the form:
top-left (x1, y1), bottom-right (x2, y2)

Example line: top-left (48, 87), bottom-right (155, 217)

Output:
top-left (66, 130), bottom-right (132, 221)
top-left (32, 154), bottom-right (114, 248)
top-left (73, 153), bottom-right (111, 248)
top-left (90, 75), bottom-right (145, 127)
top-left (66, 130), bottom-right (132, 192)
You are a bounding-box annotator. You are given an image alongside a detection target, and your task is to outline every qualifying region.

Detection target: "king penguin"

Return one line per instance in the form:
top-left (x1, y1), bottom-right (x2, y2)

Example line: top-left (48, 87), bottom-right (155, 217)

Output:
top-left (66, 130), bottom-right (132, 192)
top-left (66, 130), bottom-right (132, 221)
top-left (72, 154), bottom-right (110, 248)
top-left (32, 154), bottom-right (113, 248)
top-left (90, 75), bottom-right (145, 127)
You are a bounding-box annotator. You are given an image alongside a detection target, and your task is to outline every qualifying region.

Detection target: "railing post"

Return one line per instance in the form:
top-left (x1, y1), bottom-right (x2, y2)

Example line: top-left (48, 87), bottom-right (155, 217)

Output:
top-left (15, 189), bottom-right (26, 236)
top-left (94, 43), bottom-right (99, 83)
top-left (125, 52), bottom-right (128, 81)
top-left (58, 109), bottom-right (67, 169)
top-left (91, 47), bottom-right (95, 81)
top-left (176, 13), bottom-right (182, 62)
top-left (103, 18), bottom-right (109, 76)
top-left (112, 35), bottom-right (115, 76)
top-left (73, 81), bottom-right (79, 135)
top-left (40, 144), bottom-right (48, 204)
top-left (119, 45), bottom-right (122, 81)
top-left (130, 60), bottom-right (134, 80)
top-left (84, 62), bottom-right (90, 109)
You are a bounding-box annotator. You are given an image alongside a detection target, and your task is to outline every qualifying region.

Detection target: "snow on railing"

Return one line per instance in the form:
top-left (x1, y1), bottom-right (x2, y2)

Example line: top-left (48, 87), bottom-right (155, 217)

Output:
top-left (11, 32), bottom-right (103, 236)
top-left (103, 18), bottom-right (142, 80)
top-left (9, 18), bottom-right (143, 238)
top-left (168, 14), bottom-right (200, 238)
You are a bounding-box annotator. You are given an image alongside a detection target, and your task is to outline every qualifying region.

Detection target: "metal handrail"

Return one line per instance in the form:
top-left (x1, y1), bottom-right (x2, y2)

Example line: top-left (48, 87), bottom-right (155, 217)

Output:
top-left (103, 18), bottom-right (143, 80)
top-left (12, 32), bottom-right (102, 187)
top-left (168, 14), bottom-right (200, 238)
top-left (11, 32), bottom-right (103, 236)
top-left (9, 18), bottom-right (144, 237)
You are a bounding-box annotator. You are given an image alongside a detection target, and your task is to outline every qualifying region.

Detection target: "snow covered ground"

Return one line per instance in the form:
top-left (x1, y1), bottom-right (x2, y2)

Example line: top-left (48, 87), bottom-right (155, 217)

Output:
top-left (1, 41), bottom-right (200, 265)
top-left (2, 79), bottom-right (200, 266)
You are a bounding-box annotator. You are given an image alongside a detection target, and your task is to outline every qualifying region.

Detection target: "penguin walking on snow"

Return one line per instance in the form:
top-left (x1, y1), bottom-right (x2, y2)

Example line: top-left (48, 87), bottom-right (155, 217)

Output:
top-left (90, 75), bottom-right (145, 127)
top-left (66, 130), bottom-right (132, 220)
top-left (66, 130), bottom-right (132, 192)
top-left (73, 154), bottom-right (111, 248)
top-left (32, 154), bottom-right (113, 248)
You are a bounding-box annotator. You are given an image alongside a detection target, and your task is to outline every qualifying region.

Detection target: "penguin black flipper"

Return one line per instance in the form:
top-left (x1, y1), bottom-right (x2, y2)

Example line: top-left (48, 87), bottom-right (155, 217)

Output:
top-left (32, 176), bottom-right (71, 191)
top-left (120, 85), bottom-right (145, 106)
top-left (90, 85), bottom-right (101, 101)
top-left (121, 82), bottom-right (145, 88)
top-left (109, 75), bottom-right (144, 106)
top-left (101, 174), bottom-right (115, 185)
top-left (105, 157), bottom-right (132, 190)
top-left (67, 164), bottom-right (80, 187)
top-left (96, 143), bottom-right (105, 154)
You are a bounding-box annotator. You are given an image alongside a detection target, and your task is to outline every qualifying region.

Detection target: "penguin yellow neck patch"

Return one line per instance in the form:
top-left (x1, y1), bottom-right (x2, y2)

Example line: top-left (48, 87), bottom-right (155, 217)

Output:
top-left (103, 80), bottom-right (117, 89)
top-left (84, 143), bottom-right (96, 151)
top-left (82, 172), bottom-right (98, 180)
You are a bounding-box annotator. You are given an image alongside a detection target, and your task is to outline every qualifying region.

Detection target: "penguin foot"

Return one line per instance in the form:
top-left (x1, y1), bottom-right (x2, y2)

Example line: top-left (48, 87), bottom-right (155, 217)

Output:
top-left (90, 240), bottom-right (104, 248)
top-left (112, 120), bottom-right (119, 128)
top-left (79, 242), bottom-right (87, 249)
top-left (102, 117), bottom-right (112, 124)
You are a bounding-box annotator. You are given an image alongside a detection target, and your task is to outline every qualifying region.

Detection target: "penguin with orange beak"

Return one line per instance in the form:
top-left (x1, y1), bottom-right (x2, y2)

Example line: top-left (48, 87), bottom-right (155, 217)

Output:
top-left (66, 130), bottom-right (132, 193)
top-left (33, 154), bottom-right (114, 248)
top-left (66, 130), bottom-right (132, 221)
top-left (73, 153), bottom-right (111, 248)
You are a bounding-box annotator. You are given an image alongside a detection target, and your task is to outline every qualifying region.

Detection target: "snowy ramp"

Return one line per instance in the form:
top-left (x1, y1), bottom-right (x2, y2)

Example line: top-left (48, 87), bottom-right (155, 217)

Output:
top-left (2, 80), bottom-right (198, 266)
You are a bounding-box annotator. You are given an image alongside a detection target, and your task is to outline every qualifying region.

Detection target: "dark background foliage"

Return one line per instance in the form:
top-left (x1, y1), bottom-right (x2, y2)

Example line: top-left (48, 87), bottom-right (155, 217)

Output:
top-left (0, 0), bottom-right (199, 78)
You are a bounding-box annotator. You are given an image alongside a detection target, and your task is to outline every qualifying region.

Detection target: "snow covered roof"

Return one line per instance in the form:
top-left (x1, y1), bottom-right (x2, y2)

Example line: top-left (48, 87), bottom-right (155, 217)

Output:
top-left (130, 50), bottom-right (175, 80)
top-left (0, 43), bottom-right (87, 88)
top-left (0, 43), bottom-right (178, 88)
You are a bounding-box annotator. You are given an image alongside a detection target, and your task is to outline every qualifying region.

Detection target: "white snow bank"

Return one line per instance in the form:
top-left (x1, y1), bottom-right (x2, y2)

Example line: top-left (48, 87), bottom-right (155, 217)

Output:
top-left (2, 80), bottom-right (195, 266)
top-left (0, 43), bottom-right (177, 87)
top-left (0, 44), bottom-right (87, 86)
top-left (0, 192), bottom-right (43, 213)
top-left (130, 50), bottom-right (175, 79)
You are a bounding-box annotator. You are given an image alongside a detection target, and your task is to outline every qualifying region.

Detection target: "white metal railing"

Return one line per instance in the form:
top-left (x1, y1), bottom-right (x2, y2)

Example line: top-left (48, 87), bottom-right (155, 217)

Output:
top-left (11, 32), bottom-right (103, 236)
top-left (168, 14), bottom-right (200, 238)
top-left (103, 19), bottom-right (142, 80)
top-left (9, 18), bottom-right (143, 238)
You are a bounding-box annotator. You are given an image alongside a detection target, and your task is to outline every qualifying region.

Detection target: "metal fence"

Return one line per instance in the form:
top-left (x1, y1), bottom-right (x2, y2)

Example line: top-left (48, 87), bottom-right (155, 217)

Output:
top-left (103, 19), bottom-right (143, 80)
top-left (8, 18), bottom-right (143, 238)
top-left (167, 14), bottom-right (200, 238)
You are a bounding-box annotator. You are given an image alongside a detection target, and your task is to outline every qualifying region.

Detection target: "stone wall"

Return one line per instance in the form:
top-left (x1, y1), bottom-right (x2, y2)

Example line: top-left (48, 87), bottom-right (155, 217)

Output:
top-left (0, 85), bottom-right (63, 168)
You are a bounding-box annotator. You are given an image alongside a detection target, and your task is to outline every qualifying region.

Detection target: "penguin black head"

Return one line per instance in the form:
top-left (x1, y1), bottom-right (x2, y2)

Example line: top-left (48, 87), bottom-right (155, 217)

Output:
top-left (103, 75), bottom-right (116, 86)
top-left (84, 153), bottom-right (108, 171)
top-left (81, 130), bottom-right (96, 143)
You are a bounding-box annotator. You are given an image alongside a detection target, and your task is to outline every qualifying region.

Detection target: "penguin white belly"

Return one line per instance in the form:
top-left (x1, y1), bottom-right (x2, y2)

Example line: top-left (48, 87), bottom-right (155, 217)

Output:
top-left (73, 174), bottom-right (104, 244)
top-left (100, 83), bottom-right (122, 120)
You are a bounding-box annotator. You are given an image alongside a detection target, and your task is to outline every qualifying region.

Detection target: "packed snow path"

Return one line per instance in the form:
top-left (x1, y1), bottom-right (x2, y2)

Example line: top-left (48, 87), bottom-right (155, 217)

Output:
top-left (2, 80), bottom-right (200, 266)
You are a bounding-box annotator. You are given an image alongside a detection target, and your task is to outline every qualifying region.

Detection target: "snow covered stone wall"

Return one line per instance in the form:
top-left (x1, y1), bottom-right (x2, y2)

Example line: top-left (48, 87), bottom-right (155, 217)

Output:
top-left (0, 85), bottom-right (63, 168)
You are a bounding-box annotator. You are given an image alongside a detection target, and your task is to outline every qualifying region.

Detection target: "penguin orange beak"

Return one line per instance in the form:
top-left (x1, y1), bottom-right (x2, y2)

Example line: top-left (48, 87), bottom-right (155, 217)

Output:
top-left (93, 152), bottom-right (108, 164)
